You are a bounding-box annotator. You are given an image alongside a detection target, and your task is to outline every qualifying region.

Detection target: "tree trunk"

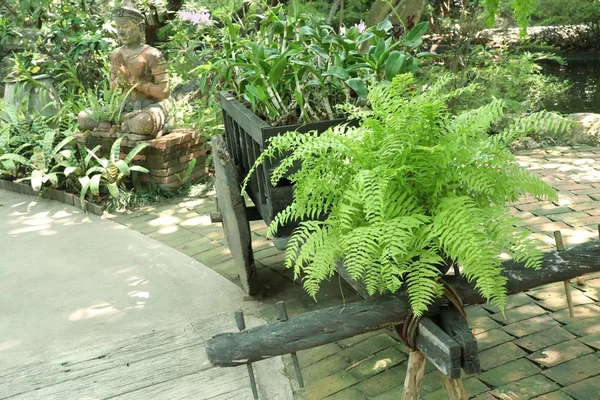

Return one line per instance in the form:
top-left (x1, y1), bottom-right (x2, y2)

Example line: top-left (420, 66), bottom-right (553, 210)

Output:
top-left (144, 0), bottom-right (185, 47)
top-left (366, 0), bottom-right (426, 30)
top-left (326, 0), bottom-right (342, 25)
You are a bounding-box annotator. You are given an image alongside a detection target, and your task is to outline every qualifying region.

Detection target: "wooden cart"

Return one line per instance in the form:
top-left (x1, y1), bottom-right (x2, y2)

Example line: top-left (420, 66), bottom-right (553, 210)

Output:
top-left (209, 92), bottom-right (592, 399)
top-left (212, 91), bottom-right (346, 295)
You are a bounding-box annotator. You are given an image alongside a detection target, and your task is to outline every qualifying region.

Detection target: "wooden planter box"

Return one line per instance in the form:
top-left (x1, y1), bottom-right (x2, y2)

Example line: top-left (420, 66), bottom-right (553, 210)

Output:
top-left (220, 92), bottom-right (350, 234)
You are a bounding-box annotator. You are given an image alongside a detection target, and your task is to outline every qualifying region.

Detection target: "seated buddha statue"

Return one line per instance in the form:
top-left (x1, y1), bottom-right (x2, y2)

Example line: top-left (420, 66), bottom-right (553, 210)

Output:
top-left (78, 0), bottom-right (170, 137)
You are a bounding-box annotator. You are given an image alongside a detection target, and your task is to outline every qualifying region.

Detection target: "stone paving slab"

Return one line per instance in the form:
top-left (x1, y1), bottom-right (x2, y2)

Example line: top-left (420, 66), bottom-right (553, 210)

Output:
top-left (106, 146), bottom-right (600, 399)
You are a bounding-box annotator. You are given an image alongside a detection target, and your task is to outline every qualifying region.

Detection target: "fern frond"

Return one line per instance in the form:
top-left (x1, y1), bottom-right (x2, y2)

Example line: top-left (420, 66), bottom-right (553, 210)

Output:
top-left (252, 74), bottom-right (559, 315)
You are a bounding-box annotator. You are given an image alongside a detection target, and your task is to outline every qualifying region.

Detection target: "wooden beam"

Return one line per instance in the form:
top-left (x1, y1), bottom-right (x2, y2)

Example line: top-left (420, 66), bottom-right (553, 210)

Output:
top-left (403, 352), bottom-right (426, 400)
top-left (439, 307), bottom-right (480, 374)
top-left (415, 318), bottom-right (461, 379)
top-left (206, 241), bottom-right (600, 367)
top-left (441, 373), bottom-right (468, 400)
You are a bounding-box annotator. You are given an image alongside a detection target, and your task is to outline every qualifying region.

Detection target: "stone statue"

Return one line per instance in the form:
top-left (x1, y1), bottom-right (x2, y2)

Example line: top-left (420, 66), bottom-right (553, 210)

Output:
top-left (78, 0), bottom-right (170, 138)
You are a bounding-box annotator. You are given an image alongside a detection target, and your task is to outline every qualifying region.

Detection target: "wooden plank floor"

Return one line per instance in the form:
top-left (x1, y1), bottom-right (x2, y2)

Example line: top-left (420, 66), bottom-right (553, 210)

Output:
top-left (0, 323), bottom-right (255, 400)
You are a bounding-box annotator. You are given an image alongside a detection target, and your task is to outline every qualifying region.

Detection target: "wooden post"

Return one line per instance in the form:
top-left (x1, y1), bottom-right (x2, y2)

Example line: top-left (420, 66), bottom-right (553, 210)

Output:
top-left (554, 230), bottom-right (574, 318)
top-left (441, 373), bottom-right (468, 400)
top-left (403, 351), bottom-right (427, 400)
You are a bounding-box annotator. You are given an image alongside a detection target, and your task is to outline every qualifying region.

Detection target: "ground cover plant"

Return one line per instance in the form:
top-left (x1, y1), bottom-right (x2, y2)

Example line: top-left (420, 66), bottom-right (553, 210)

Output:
top-left (246, 74), bottom-right (570, 315)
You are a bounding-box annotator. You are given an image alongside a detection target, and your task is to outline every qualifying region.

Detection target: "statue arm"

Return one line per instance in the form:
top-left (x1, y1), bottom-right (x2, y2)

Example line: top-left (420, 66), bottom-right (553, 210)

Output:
top-left (109, 50), bottom-right (122, 91)
top-left (131, 51), bottom-right (170, 100)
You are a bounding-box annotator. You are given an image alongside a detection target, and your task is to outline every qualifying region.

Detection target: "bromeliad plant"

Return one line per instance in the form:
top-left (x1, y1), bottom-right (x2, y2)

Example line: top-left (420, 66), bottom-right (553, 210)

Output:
top-left (79, 138), bottom-right (149, 207)
top-left (246, 74), bottom-right (570, 315)
top-left (205, 4), bottom-right (430, 125)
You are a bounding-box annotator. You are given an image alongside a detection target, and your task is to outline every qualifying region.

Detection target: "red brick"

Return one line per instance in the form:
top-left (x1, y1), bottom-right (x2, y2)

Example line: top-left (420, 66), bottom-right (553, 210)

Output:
top-left (515, 201), bottom-right (554, 212)
top-left (553, 183), bottom-right (593, 191)
top-left (567, 215), bottom-right (600, 227)
top-left (526, 221), bottom-right (569, 233)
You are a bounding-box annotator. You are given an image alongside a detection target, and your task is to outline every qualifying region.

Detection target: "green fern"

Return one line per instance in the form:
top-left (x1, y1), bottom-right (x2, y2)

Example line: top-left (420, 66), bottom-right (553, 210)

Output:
top-left (246, 73), bottom-right (568, 315)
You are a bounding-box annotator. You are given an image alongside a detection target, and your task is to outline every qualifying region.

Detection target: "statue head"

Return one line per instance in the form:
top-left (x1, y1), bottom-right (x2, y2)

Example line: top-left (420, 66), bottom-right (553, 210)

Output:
top-left (113, 0), bottom-right (145, 46)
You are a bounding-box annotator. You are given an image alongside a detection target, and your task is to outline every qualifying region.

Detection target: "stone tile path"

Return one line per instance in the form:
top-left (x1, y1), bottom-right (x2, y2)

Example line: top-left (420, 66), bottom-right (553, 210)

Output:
top-left (106, 146), bottom-right (600, 399)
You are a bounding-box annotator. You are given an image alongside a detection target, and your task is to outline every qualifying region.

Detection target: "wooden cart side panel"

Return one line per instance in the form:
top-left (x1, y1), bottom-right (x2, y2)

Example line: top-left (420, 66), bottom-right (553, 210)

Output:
top-left (220, 92), bottom-right (268, 146)
top-left (212, 135), bottom-right (260, 295)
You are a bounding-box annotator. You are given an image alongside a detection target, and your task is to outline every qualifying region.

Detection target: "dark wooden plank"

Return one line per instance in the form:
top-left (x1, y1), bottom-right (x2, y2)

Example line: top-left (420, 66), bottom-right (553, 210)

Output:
top-left (206, 241), bottom-right (600, 366)
top-left (220, 92), bottom-right (267, 145)
top-left (250, 139), bottom-right (267, 206)
top-left (415, 318), bottom-right (462, 379)
top-left (260, 117), bottom-right (350, 146)
top-left (212, 136), bottom-right (260, 295)
top-left (439, 307), bottom-right (481, 374)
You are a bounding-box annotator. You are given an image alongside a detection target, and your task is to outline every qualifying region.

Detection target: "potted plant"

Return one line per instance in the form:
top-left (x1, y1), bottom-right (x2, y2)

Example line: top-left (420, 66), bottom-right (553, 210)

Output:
top-left (203, 4), bottom-right (431, 230)
top-left (209, 5), bottom-right (429, 126)
top-left (246, 74), bottom-right (570, 315)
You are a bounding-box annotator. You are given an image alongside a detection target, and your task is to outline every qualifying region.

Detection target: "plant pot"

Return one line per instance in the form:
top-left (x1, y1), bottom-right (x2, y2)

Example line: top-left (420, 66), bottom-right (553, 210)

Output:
top-left (220, 91), bottom-right (353, 234)
top-left (3, 74), bottom-right (62, 120)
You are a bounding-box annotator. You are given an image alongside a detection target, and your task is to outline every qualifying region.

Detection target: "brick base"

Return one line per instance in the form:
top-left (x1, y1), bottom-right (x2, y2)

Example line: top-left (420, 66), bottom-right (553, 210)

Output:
top-left (75, 128), bottom-right (207, 192)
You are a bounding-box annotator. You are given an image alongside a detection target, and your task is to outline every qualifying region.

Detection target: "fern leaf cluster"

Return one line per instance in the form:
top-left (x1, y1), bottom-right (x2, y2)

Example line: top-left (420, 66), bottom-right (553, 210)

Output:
top-left (248, 73), bottom-right (568, 315)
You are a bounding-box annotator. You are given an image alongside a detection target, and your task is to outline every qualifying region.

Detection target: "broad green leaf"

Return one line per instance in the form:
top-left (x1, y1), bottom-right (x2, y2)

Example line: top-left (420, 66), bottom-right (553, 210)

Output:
top-left (298, 26), bottom-right (316, 37)
top-left (110, 137), bottom-right (123, 163)
top-left (130, 165), bottom-right (149, 173)
top-left (323, 66), bottom-right (349, 80)
top-left (31, 169), bottom-right (43, 192)
top-left (107, 182), bottom-right (119, 199)
top-left (52, 136), bottom-right (74, 156)
top-left (269, 56), bottom-right (288, 82)
top-left (124, 142), bottom-right (149, 164)
top-left (85, 146), bottom-right (103, 166)
top-left (308, 44), bottom-right (329, 60)
top-left (356, 32), bottom-right (375, 46)
top-left (346, 78), bottom-right (368, 98)
top-left (47, 172), bottom-right (59, 187)
top-left (373, 40), bottom-right (386, 63)
top-left (42, 130), bottom-right (56, 160)
top-left (385, 51), bottom-right (408, 80)
top-left (0, 153), bottom-right (32, 166)
top-left (113, 160), bottom-right (130, 176)
top-left (64, 166), bottom-right (77, 177)
top-left (84, 145), bottom-right (101, 167)
top-left (294, 89), bottom-right (304, 107)
top-left (246, 85), bottom-right (268, 101)
top-left (90, 173), bottom-right (101, 196)
top-left (406, 22), bottom-right (429, 44)
top-left (376, 19), bottom-right (393, 33)
top-left (79, 179), bottom-right (90, 208)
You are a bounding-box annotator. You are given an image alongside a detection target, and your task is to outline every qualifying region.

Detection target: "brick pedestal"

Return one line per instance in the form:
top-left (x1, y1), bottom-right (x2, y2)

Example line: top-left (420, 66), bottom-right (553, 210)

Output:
top-left (74, 128), bottom-right (207, 191)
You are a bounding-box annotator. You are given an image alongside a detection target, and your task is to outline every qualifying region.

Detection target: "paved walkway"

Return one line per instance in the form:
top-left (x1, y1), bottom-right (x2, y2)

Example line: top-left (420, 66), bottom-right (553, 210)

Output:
top-left (3, 145), bottom-right (600, 399)
top-left (0, 190), bottom-right (291, 399)
top-left (103, 145), bottom-right (600, 400)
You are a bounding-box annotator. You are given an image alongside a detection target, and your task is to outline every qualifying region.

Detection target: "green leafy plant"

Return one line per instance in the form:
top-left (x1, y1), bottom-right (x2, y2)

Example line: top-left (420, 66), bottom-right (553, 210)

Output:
top-left (0, 104), bottom-right (62, 179)
top-left (246, 74), bottom-right (570, 315)
top-left (16, 129), bottom-right (75, 191)
top-left (202, 4), bottom-right (430, 125)
top-left (422, 49), bottom-right (571, 115)
top-left (79, 138), bottom-right (149, 207)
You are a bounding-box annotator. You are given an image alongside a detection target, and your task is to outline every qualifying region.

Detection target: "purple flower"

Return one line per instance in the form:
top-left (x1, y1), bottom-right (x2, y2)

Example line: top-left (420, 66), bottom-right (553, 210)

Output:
top-left (179, 10), bottom-right (213, 27)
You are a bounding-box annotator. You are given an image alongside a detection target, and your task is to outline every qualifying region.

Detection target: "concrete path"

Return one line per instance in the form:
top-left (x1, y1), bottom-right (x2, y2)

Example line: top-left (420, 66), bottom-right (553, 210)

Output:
top-left (0, 189), bottom-right (292, 399)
